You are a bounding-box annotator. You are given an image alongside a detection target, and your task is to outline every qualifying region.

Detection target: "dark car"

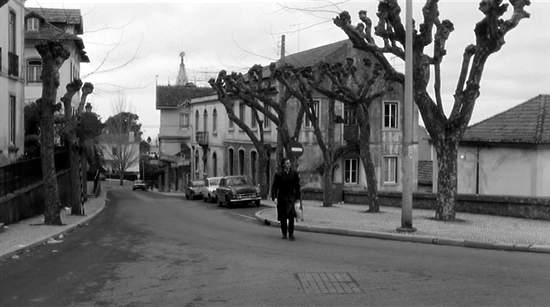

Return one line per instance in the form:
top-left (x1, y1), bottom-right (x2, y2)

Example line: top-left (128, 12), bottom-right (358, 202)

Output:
top-left (216, 175), bottom-right (261, 208)
top-left (186, 180), bottom-right (204, 200)
top-left (132, 180), bottom-right (147, 191)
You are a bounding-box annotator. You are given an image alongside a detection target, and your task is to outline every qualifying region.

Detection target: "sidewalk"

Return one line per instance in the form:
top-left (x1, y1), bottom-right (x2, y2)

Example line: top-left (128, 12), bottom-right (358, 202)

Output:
top-left (256, 200), bottom-right (550, 254)
top-left (0, 184), bottom-right (110, 260)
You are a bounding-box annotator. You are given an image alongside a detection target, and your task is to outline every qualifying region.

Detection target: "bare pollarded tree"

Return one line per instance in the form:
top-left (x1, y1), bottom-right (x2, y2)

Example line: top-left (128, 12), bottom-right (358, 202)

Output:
top-left (60, 80), bottom-right (94, 215)
top-left (209, 66), bottom-right (306, 198)
top-left (335, 0), bottom-right (531, 220)
top-left (36, 41), bottom-right (70, 225)
top-left (273, 56), bottom-right (401, 211)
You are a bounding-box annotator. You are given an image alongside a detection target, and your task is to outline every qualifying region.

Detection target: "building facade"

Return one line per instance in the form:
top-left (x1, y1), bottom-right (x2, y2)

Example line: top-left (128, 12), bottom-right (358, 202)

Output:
top-left (23, 7), bottom-right (89, 108)
top-left (157, 41), bottom-right (418, 194)
top-left (0, 0), bottom-right (25, 165)
top-left (98, 131), bottom-right (140, 179)
top-left (156, 52), bottom-right (215, 191)
top-left (457, 95), bottom-right (550, 197)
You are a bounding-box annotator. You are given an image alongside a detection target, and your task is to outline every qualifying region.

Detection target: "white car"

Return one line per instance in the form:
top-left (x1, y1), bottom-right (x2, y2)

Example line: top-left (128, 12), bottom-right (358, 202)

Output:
top-left (201, 177), bottom-right (223, 203)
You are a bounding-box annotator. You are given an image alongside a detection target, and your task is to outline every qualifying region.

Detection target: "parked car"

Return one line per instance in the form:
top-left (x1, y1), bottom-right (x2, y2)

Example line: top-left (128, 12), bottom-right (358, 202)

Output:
top-left (200, 176), bottom-right (223, 203)
top-left (186, 180), bottom-right (205, 200)
top-left (132, 180), bottom-right (147, 191)
top-left (216, 175), bottom-right (261, 208)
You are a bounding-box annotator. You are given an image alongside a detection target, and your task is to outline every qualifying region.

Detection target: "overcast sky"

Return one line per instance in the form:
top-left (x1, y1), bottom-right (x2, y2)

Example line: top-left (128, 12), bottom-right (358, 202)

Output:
top-left (25, 0), bottom-right (550, 140)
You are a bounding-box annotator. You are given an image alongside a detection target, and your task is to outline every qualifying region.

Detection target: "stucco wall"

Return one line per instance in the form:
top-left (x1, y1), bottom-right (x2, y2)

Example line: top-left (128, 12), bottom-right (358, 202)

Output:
top-left (458, 145), bottom-right (548, 197)
top-left (536, 146), bottom-right (550, 197)
top-left (159, 109), bottom-right (180, 137)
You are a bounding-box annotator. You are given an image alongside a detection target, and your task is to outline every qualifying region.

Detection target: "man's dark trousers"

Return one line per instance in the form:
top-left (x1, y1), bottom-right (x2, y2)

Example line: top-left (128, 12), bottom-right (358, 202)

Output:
top-left (281, 218), bottom-right (294, 237)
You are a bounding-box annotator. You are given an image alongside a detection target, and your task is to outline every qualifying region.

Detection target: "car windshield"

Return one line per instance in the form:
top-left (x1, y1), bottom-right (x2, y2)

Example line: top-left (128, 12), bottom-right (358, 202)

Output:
top-left (208, 178), bottom-right (220, 186)
top-left (227, 177), bottom-right (248, 186)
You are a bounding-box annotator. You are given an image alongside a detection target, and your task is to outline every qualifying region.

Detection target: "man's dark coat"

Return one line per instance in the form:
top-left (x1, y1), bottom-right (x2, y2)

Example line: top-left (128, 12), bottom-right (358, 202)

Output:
top-left (271, 170), bottom-right (301, 221)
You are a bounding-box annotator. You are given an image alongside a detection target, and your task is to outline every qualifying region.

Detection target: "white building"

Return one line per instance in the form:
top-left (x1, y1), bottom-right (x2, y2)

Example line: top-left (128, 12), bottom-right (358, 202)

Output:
top-left (98, 131), bottom-right (140, 179)
top-left (0, 0), bottom-right (25, 165)
top-left (156, 52), bottom-right (214, 191)
top-left (23, 7), bottom-right (89, 108)
top-left (458, 95), bottom-right (550, 197)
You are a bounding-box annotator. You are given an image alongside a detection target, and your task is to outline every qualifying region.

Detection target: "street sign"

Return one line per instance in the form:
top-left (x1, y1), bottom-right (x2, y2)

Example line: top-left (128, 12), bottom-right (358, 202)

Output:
top-left (289, 140), bottom-right (304, 158)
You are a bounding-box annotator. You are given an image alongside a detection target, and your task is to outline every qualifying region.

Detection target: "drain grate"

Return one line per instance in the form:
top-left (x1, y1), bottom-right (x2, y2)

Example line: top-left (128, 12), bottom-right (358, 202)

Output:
top-left (295, 272), bottom-right (362, 294)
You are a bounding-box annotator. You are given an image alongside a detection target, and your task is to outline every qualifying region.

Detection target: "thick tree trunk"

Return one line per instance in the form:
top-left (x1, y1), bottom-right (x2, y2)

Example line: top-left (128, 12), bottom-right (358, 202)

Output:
top-left (81, 152), bottom-right (88, 204)
top-left (434, 137), bottom-right (459, 221)
top-left (37, 42), bottom-right (69, 225)
top-left (39, 103), bottom-right (62, 225)
top-left (69, 147), bottom-right (83, 215)
top-left (322, 163), bottom-right (333, 207)
top-left (357, 105), bottom-right (379, 212)
top-left (257, 150), bottom-right (269, 199)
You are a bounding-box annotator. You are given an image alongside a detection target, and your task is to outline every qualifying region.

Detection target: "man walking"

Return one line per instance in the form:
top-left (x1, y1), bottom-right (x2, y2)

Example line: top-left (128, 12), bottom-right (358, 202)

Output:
top-left (271, 158), bottom-right (301, 241)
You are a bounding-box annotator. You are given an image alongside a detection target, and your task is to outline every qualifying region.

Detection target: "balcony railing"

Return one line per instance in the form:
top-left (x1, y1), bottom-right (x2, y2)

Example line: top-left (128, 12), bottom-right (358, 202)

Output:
top-left (344, 124), bottom-right (359, 143)
top-left (8, 52), bottom-right (19, 77)
top-left (195, 131), bottom-right (209, 146)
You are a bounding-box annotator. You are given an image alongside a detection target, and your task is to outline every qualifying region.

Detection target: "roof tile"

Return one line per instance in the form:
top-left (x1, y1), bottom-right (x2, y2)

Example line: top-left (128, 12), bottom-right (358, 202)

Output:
top-left (462, 95), bottom-right (550, 144)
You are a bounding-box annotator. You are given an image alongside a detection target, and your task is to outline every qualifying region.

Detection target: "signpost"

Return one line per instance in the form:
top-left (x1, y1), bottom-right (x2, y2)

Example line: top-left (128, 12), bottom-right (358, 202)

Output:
top-left (289, 140), bottom-right (304, 159)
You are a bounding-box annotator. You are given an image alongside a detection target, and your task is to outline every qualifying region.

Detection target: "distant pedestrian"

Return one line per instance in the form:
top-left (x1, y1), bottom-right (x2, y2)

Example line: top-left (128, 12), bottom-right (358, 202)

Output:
top-left (271, 158), bottom-right (301, 241)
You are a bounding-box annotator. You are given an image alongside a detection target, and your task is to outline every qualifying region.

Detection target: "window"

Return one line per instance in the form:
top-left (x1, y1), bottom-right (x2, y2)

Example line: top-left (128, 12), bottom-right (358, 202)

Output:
top-left (228, 106), bottom-right (234, 129)
top-left (9, 11), bottom-right (16, 53)
top-left (383, 101), bottom-right (398, 129)
top-left (26, 17), bottom-right (40, 31)
top-left (238, 150), bottom-right (245, 175)
top-left (344, 158), bottom-right (358, 184)
top-left (9, 96), bottom-right (16, 145)
top-left (179, 112), bottom-right (189, 128)
top-left (228, 148), bottom-right (234, 175)
top-left (27, 59), bottom-right (42, 82)
top-left (203, 110), bottom-right (208, 132)
top-left (239, 103), bottom-right (245, 121)
top-left (212, 109), bottom-right (217, 132)
top-left (264, 106), bottom-right (270, 129)
top-left (344, 107), bottom-right (357, 125)
top-left (195, 110), bottom-right (200, 131)
top-left (251, 109), bottom-right (257, 128)
top-left (304, 100), bottom-right (320, 128)
top-left (212, 152), bottom-right (217, 177)
top-left (383, 156), bottom-right (398, 184)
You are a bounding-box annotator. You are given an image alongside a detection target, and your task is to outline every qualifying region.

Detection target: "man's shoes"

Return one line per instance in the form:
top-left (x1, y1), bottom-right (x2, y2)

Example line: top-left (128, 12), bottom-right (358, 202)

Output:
top-left (281, 235), bottom-right (287, 239)
top-left (289, 235), bottom-right (295, 241)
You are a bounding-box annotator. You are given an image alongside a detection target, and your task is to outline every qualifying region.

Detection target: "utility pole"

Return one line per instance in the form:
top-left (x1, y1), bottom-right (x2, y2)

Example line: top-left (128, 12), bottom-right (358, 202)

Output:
top-left (397, 0), bottom-right (416, 232)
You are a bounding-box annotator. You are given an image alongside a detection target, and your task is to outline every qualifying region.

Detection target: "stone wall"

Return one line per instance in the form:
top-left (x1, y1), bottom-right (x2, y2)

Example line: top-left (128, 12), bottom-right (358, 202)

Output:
top-left (301, 187), bottom-right (550, 220)
top-left (0, 170), bottom-right (71, 224)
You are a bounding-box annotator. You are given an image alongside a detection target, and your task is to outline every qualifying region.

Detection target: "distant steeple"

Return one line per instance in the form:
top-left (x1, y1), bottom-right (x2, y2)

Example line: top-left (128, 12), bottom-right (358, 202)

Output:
top-left (176, 51), bottom-right (189, 86)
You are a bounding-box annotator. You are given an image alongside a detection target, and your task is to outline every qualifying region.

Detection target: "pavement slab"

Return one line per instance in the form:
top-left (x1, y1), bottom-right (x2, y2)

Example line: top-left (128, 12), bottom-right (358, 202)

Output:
top-left (256, 199), bottom-right (550, 254)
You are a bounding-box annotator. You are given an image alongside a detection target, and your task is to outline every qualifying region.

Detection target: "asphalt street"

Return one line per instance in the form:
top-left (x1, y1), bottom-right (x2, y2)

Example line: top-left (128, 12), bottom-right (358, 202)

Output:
top-left (1, 190), bottom-right (549, 307)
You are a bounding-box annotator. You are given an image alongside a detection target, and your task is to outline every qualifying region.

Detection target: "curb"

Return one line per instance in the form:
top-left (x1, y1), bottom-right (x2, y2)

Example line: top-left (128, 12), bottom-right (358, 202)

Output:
top-left (0, 193), bottom-right (108, 261)
top-left (254, 209), bottom-right (550, 254)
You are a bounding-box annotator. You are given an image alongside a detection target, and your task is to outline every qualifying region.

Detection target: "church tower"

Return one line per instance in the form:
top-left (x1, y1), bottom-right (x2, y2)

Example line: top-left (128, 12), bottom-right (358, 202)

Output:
top-left (176, 51), bottom-right (189, 86)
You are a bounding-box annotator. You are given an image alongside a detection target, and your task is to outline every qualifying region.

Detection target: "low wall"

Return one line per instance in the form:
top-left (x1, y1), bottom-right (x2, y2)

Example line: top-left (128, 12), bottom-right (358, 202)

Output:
top-left (0, 170), bottom-right (71, 224)
top-left (301, 187), bottom-right (550, 221)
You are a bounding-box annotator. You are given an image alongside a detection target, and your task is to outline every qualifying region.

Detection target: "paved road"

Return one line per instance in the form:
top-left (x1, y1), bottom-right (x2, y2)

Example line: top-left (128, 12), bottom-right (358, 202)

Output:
top-left (1, 190), bottom-right (549, 307)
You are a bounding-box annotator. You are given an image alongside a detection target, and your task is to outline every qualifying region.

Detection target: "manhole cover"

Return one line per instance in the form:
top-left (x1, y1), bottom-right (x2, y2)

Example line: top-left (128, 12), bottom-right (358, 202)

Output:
top-left (295, 272), bottom-right (362, 294)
